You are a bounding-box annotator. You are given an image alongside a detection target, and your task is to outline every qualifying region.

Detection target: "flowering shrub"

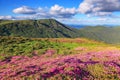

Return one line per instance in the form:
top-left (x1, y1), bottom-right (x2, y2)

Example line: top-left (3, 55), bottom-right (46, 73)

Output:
top-left (0, 49), bottom-right (120, 79)
top-left (0, 37), bottom-right (120, 79)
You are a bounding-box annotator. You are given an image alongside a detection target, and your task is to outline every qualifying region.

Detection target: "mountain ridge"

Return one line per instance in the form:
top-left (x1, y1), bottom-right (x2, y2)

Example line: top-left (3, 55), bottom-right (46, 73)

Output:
top-left (0, 19), bottom-right (79, 38)
top-left (1, 19), bottom-right (120, 44)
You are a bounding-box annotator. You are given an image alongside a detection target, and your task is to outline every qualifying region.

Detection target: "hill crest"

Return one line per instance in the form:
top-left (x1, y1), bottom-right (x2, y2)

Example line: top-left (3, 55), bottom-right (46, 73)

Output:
top-left (0, 19), bottom-right (79, 38)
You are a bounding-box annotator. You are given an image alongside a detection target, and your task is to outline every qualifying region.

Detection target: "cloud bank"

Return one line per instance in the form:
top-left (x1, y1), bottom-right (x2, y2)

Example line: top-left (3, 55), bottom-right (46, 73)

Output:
top-left (78, 0), bottom-right (120, 16)
top-left (0, 16), bottom-right (15, 20)
top-left (1, 0), bottom-right (120, 25)
top-left (9, 5), bottom-right (77, 20)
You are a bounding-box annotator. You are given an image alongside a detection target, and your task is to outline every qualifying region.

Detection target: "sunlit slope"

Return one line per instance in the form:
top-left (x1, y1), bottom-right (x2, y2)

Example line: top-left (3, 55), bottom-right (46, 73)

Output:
top-left (0, 19), bottom-right (79, 38)
top-left (1, 19), bottom-right (120, 44)
top-left (0, 37), bottom-right (120, 79)
top-left (79, 26), bottom-right (120, 44)
top-left (0, 36), bottom-right (118, 59)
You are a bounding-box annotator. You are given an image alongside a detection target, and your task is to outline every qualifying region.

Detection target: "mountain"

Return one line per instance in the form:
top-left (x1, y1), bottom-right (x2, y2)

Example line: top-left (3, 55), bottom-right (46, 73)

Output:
top-left (0, 19), bottom-right (79, 38)
top-left (79, 26), bottom-right (120, 44)
top-left (67, 24), bottom-right (87, 29)
top-left (1, 19), bottom-right (120, 44)
top-left (0, 20), bottom-right (120, 79)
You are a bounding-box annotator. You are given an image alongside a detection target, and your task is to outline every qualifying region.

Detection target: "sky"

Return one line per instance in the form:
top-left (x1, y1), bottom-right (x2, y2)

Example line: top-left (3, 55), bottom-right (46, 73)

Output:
top-left (1, 0), bottom-right (120, 25)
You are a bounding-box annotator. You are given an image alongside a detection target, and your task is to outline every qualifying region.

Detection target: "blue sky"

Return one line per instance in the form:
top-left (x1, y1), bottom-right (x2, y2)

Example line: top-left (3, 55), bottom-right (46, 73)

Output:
top-left (1, 0), bottom-right (120, 25)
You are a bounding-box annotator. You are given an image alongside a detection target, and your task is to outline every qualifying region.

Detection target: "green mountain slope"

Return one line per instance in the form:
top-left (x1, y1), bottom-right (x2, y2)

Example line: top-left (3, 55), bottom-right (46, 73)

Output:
top-left (79, 26), bottom-right (120, 44)
top-left (0, 19), bottom-right (79, 38)
top-left (1, 19), bottom-right (120, 44)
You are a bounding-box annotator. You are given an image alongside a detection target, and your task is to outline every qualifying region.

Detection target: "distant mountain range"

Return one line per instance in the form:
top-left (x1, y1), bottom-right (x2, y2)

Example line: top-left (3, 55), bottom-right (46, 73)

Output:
top-left (0, 19), bottom-right (120, 44)
top-left (67, 24), bottom-right (87, 29)
top-left (68, 24), bottom-right (120, 29)
top-left (79, 26), bottom-right (120, 44)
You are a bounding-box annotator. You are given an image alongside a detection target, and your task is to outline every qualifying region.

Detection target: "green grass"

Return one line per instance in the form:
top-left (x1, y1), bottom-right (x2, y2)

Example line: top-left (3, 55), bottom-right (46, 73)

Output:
top-left (0, 36), bottom-right (113, 60)
top-left (0, 37), bottom-right (79, 59)
top-left (86, 64), bottom-right (120, 80)
top-left (0, 36), bottom-right (120, 80)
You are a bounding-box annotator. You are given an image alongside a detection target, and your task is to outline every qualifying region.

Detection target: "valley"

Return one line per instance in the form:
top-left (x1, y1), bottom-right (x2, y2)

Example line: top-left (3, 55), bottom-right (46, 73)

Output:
top-left (0, 19), bottom-right (120, 79)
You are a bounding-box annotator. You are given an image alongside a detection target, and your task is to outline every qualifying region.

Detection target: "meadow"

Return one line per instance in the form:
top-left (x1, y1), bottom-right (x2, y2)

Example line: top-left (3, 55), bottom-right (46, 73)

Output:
top-left (0, 36), bottom-right (120, 80)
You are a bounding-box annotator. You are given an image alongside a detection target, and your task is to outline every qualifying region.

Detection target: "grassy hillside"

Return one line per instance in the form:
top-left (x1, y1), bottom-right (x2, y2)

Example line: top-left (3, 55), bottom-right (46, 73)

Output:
top-left (0, 36), bottom-right (120, 79)
top-left (0, 19), bottom-right (79, 38)
top-left (0, 36), bottom-right (107, 60)
top-left (79, 26), bottom-right (120, 44)
top-left (1, 19), bottom-right (120, 44)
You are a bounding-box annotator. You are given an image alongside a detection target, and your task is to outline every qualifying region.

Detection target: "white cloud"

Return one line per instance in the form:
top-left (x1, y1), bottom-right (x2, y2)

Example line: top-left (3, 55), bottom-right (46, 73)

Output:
top-left (0, 16), bottom-right (15, 20)
top-left (78, 0), bottom-right (120, 16)
top-left (97, 18), bottom-right (108, 21)
top-left (1, 1), bottom-right (120, 25)
top-left (13, 6), bottom-right (36, 14)
top-left (11, 0), bottom-right (120, 19)
top-left (12, 5), bottom-right (77, 19)
top-left (49, 4), bottom-right (77, 18)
